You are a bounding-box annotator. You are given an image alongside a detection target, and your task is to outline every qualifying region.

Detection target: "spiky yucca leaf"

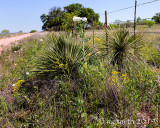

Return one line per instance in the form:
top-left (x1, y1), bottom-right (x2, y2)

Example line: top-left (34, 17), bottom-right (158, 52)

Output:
top-left (33, 34), bottom-right (92, 78)
top-left (107, 28), bottom-right (144, 71)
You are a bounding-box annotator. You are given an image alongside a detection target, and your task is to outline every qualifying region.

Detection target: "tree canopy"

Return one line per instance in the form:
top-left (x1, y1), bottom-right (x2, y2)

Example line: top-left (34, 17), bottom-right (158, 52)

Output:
top-left (1, 29), bottom-right (10, 34)
top-left (40, 3), bottom-right (101, 31)
top-left (152, 13), bottom-right (160, 24)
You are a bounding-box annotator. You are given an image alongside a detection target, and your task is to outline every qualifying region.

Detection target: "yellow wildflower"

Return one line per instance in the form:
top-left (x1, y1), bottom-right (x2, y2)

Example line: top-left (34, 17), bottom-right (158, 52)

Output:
top-left (112, 71), bottom-right (118, 75)
top-left (121, 74), bottom-right (126, 77)
top-left (87, 53), bottom-right (91, 56)
top-left (12, 80), bottom-right (25, 93)
top-left (59, 64), bottom-right (64, 68)
top-left (95, 38), bottom-right (100, 42)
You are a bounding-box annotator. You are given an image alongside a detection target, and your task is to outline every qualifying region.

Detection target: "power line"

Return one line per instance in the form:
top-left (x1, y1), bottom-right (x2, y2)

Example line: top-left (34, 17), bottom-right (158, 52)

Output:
top-left (100, 0), bottom-right (159, 15)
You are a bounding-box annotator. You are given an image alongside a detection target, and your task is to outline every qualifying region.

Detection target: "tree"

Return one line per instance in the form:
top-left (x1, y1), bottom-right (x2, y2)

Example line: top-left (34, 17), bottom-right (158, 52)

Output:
top-left (61, 12), bottom-right (78, 31)
top-left (144, 20), bottom-right (156, 28)
top-left (30, 30), bottom-right (37, 33)
top-left (64, 3), bottom-right (83, 13)
top-left (40, 7), bottom-right (64, 31)
top-left (1, 30), bottom-right (10, 34)
top-left (64, 3), bottom-right (99, 23)
top-left (152, 13), bottom-right (160, 24)
top-left (137, 17), bottom-right (141, 23)
top-left (40, 3), bottom-right (100, 31)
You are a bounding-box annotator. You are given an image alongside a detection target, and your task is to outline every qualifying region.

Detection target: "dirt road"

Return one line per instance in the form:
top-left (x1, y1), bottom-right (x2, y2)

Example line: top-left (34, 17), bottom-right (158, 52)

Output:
top-left (0, 33), bottom-right (34, 55)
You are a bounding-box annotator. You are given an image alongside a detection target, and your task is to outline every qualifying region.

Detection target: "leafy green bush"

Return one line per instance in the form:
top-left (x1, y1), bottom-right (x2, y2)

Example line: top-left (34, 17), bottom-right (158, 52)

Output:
top-left (144, 20), bottom-right (156, 28)
top-left (30, 30), bottom-right (37, 33)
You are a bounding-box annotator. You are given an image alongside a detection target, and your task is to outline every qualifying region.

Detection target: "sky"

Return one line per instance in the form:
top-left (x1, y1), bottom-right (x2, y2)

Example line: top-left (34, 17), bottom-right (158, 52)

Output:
top-left (0, 0), bottom-right (159, 33)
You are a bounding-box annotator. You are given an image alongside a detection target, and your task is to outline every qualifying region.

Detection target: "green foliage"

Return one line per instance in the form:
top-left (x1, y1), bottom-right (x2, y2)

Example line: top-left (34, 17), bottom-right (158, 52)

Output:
top-left (144, 20), bottom-right (156, 28)
top-left (61, 12), bottom-right (78, 31)
top-left (152, 13), bottom-right (160, 24)
top-left (93, 21), bottom-right (103, 28)
top-left (40, 3), bottom-right (100, 31)
top-left (64, 3), bottom-right (99, 23)
top-left (0, 97), bottom-right (8, 115)
top-left (33, 34), bottom-right (92, 79)
top-left (1, 29), bottom-right (10, 34)
top-left (64, 3), bottom-right (83, 13)
top-left (107, 28), bottom-right (144, 71)
top-left (108, 24), bottom-right (118, 30)
top-left (30, 30), bottom-right (37, 33)
top-left (11, 45), bottom-right (22, 52)
top-left (137, 17), bottom-right (141, 23)
top-left (146, 44), bottom-right (160, 67)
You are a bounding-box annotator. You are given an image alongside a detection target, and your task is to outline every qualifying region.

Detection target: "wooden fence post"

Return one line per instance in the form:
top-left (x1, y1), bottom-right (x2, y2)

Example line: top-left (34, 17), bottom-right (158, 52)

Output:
top-left (134, 0), bottom-right (137, 35)
top-left (105, 11), bottom-right (109, 55)
top-left (92, 15), bottom-right (95, 49)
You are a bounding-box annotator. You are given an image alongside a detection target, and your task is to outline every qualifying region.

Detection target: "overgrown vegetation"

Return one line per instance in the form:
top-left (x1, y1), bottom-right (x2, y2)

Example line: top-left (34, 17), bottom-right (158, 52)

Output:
top-left (0, 27), bottom-right (160, 127)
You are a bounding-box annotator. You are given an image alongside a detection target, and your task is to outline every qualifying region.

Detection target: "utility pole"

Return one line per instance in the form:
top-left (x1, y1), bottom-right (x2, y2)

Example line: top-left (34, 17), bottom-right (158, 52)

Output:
top-left (134, 0), bottom-right (137, 35)
top-left (105, 11), bottom-right (108, 55)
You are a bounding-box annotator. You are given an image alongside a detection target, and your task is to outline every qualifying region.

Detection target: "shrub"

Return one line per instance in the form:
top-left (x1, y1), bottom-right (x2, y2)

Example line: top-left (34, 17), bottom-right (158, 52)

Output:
top-left (107, 28), bottom-right (144, 71)
top-left (30, 30), bottom-right (37, 33)
top-left (144, 20), bottom-right (156, 28)
top-left (33, 34), bottom-right (93, 79)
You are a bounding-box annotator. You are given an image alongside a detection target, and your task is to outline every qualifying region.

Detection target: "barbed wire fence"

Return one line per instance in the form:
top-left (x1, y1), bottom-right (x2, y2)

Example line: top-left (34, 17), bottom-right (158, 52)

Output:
top-left (89, 0), bottom-right (160, 53)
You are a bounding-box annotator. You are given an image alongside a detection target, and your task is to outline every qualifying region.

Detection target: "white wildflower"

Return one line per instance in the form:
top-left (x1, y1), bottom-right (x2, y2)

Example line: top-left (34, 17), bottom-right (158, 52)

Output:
top-left (82, 17), bottom-right (87, 22)
top-left (40, 39), bottom-right (43, 42)
top-left (12, 84), bottom-right (16, 87)
top-left (26, 72), bottom-right (29, 75)
top-left (73, 16), bottom-right (82, 22)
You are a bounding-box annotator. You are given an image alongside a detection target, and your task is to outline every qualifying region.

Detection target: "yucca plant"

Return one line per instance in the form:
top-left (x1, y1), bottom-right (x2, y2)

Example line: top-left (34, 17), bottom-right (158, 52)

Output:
top-left (33, 34), bottom-right (93, 79)
top-left (107, 28), bottom-right (144, 71)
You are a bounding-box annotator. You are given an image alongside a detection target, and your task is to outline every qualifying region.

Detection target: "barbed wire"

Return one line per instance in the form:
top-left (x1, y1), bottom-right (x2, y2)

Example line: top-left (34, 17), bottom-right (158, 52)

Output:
top-left (99, 0), bottom-right (159, 15)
